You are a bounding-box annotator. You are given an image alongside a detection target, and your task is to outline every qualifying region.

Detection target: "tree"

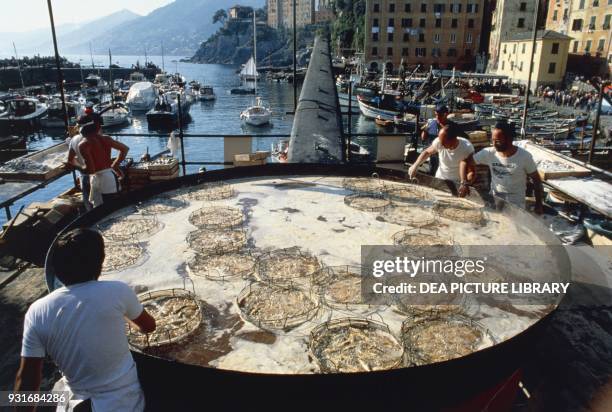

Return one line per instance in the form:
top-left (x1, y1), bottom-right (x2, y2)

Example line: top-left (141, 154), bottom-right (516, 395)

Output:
top-left (213, 9), bottom-right (227, 25)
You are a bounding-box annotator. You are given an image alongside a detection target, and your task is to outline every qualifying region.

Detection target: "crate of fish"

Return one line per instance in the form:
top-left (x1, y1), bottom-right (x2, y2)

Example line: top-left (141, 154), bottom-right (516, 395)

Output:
top-left (401, 314), bottom-right (496, 366)
top-left (379, 205), bottom-right (438, 228)
top-left (188, 206), bottom-right (245, 230)
top-left (255, 247), bottom-right (322, 284)
top-left (392, 227), bottom-right (460, 257)
top-left (187, 252), bottom-right (256, 281)
top-left (97, 215), bottom-right (163, 242)
top-left (344, 193), bottom-right (391, 213)
top-left (432, 198), bottom-right (485, 225)
top-left (237, 282), bottom-right (320, 332)
top-left (309, 317), bottom-right (404, 373)
top-left (101, 242), bottom-right (147, 274)
top-left (184, 182), bottom-right (236, 201)
top-left (186, 228), bottom-right (248, 256)
top-left (127, 288), bottom-right (202, 349)
top-left (137, 195), bottom-right (188, 215)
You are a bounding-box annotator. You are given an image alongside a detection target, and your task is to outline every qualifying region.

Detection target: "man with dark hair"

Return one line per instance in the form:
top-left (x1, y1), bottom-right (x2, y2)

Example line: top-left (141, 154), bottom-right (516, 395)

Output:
top-left (15, 228), bottom-right (155, 411)
top-left (461, 120), bottom-right (544, 213)
top-left (409, 122), bottom-right (475, 186)
top-left (419, 103), bottom-right (450, 175)
top-left (76, 113), bottom-right (129, 207)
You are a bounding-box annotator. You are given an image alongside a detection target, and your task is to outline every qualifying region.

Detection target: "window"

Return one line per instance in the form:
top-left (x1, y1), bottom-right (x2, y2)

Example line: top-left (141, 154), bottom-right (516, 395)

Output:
top-left (421, 3), bottom-right (427, 12)
top-left (389, 3), bottom-right (395, 12)
top-left (435, 19), bottom-right (442, 28)
top-left (579, 0), bottom-right (585, 8)
top-left (604, 15), bottom-right (611, 29)
top-left (551, 42), bottom-right (559, 54)
top-left (416, 47), bottom-right (426, 57)
top-left (563, 9), bottom-right (568, 20)
top-left (510, 61), bottom-right (514, 70)
top-left (519, 62), bottom-right (523, 71)
top-left (434, 4), bottom-right (445, 13)
top-left (373, 18), bottom-right (379, 27)
top-left (548, 62), bottom-right (556, 73)
top-left (572, 19), bottom-right (583, 31)
top-left (573, 41), bottom-right (579, 53)
top-left (468, 19), bottom-right (474, 28)
top-left (467, 4), bottom-right (473, 12)
top-left (372, 47), bottom-right (378, 56)
top-left (402, 47), bottom-right (409, 56)
top-left (450, 33), bottom-right (457, 43)
top-left (513, 44), bottom-right (517, 53)
top-left (404, 3), bottom-right (411, 12)
top-left (388, 18), bottom-right (395, 27)
top-left (585, 40), bottom-right (592, 52)
top-left (419, 33), bottom-right (425, 42)
top-left (518, 18), bottom-right (525, 28)
top-left (522, 43), bottom-right (526, 53)
top-left (503, 44), bottom-right (507, 54)
top-left (434, 33), bottom-right (440, 43)
top-left (372, 33), bottom-right (379, 41)
top-left (598, 38), bottom-right (605, 51)
top-left (501, 61), bottom-right (505, 70)
top-left (420, 18), bottom-right (426, 27)
top-left (388, 32), bottom-right (394, 41)
top-left (520, 2), bottom-right (527, 11)
top-left (466, 33), bottom-right (473, 43)
top-left (373, 3), bottom-right (380, 12)
top-left (594, 0), bottom-right (599, 5)
top-left (447, 48), bottom-right (457, 57)
top-left (401, 18), bottom-right (413, 28)
top-left (387, 47), bottom-right (393, 56)
top-left (589, 16), bottom-right (596, 29)
top-left (553, 10), bottom-right (558, 21)
top-left (403, 32), bottom-right (410, 41)
top-left (451, 18), bottom-right (458, 28)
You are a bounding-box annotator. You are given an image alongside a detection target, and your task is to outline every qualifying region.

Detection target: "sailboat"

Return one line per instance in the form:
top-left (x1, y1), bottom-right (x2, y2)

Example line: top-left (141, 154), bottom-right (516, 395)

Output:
top-left (240, 13), bottom-right (271, 127)
top-left (240, 57), bottom-right (258, 82)
top-left (96, 50), bottom-right (130, 128)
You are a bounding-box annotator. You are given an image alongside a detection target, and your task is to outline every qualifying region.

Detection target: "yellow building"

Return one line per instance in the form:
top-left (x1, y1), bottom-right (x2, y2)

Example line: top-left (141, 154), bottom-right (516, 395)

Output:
top-left (497, 30), bottom-right (572, 89)
top-left (268, 0), bottom-right (315, 28)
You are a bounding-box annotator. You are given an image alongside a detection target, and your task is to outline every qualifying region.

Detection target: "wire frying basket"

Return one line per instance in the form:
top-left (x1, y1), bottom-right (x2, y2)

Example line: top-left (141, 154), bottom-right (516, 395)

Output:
top-left (236, 282), bottom-right (320, 332)
top-left (379, 205), bottom-right (438, 228)
top-left (344, 193), bottom-right (391, 212)
top-left (185, 182), bottom-right (236, 201)
top-left (401, 314), bottom-right (496, 366)
top-left (188, 206), bottom-right (245, 230)
top-left (341, 173), bottom-right (388, 194)
top-left (255, 247), bottom-right (322, 284)
top-left (309, 317), bottom-right (404, 373)
top-left (432, 198), bottom-right (486, 225)
top-left (392, 227), bottom-right (461, 257)
top-left (186, 228), bottom-right (248, 256)
top-left (314, 266), bottom-right (373, 311)
top-left (187, 252), bottom-right (256, 281)
top-left (97, 215), bottom-right (163, 242)
top-left (386, 183), bottom-right (434, 204)
top-left (137, 195), bottom-right (188, 215)
top-left (127, 285), bottom-right (202, 349)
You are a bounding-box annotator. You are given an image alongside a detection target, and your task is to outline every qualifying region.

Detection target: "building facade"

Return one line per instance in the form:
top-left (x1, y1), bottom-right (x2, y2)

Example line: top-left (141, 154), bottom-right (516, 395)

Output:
top-left (546, 0), bottom-right (611, 64)
top-left (488, 0), bottom-right (537, 72)
top-left (315, 0), bottom-right (335, 23)
top-left (363, 0), bottom-right (486, 71)
top-left (496, 30), bottom-right (572, 88)
top-left (229, 5), bottom-right (253, 20)
top-left (268, 0), bottom-right (315, 28)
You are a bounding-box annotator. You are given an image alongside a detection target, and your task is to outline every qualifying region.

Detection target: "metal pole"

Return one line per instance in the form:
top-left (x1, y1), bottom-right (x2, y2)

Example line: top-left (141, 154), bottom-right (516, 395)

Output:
top-left (520, 0), bottom-right (540, 138)
top-left (176, 94), bottom-right (187, 176)
top-left (347, 81), bottom-right (353, 162)
top-left (293, 0), bottom-right (297, 111)
top-left (588, 80), bottom-right (607, 164)
top-left (47, 0), bottom-right (69, 135)
top-left (12, 42), bottom-right (25, 91)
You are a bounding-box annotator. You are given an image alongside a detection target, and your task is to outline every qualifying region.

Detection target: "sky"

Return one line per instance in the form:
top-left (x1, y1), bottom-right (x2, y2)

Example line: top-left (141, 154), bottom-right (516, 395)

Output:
top-left (0, 0), bottom-right (175, 33)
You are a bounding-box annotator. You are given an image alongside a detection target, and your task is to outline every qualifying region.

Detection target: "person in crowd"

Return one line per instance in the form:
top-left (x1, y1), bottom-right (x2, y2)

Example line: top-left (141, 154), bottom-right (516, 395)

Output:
top-left (15, 228), bottom-right (156, 411)
top-left (460, 120), bottom-right (543, 213)
top-left (76, 113), bottom-right (129, 207)
top-left (410, 122), bottom-right (475, 187)
top-left (420, 104), bottom-right (451, 176)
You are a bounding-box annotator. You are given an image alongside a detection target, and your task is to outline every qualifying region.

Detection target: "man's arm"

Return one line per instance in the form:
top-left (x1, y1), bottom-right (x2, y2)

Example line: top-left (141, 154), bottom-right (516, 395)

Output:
top-left (104, 137), bottom-right (129, 173)
top-left (528, 171), bottom-right (544, 214)
top-left (459, 154), bottom-right (476, 197)
top-left (127, 309), bottom-right (156, 334)
top-left (14, 357), bottom-right (44, 412)
top-left (408, 144), bottom-right (437, 179)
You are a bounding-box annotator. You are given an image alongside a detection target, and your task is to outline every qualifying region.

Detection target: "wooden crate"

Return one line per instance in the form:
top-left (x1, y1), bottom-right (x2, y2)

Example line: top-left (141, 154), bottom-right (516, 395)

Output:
top-left (523, 142), bottom-right (591, 180)
top-left (0, 143), bottom-right (67, 181)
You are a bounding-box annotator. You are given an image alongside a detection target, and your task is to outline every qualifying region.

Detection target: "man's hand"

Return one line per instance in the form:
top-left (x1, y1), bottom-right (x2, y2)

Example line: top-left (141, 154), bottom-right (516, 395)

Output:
top-left (408, 164), bottom-right (418, 179)
top-left (112, 165), bottom-right (124, 180)
top-left (458, 183), bottom-right (470, 198)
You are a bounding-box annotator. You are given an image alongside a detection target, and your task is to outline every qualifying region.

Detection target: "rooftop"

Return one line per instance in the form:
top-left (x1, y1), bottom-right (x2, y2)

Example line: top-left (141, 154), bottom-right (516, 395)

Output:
top-left (506, 30), bottom-right (573, 42)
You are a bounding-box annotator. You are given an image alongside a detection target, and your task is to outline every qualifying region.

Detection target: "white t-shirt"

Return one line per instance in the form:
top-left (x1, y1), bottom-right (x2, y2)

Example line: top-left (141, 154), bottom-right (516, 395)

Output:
top-left (22, 280), bottom-right (145, 411)
top-left (474, 146), bottom-right (537, 207)
top-left (430, 137), bottom-right (475, 183)
top-left (67, 134), bottom-right (86, 170)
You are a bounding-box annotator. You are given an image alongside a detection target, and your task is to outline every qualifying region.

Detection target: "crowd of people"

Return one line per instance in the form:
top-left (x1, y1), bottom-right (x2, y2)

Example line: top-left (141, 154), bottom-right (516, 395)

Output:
top-left (535, 85), bottom-right (599, 112)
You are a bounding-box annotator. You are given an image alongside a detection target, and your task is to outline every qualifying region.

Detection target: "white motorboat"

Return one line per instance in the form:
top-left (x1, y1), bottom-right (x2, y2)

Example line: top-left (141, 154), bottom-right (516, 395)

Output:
top-left (241, 97), bottom-right (271, 126)
top-left (97, 102), bottom-right (131, 128)
top-left (126, 82), bottom-right (158, 112)
top-left (0, 97), bottom-right (48, 133)
top-left (199, 85), bottom-right (216, 101)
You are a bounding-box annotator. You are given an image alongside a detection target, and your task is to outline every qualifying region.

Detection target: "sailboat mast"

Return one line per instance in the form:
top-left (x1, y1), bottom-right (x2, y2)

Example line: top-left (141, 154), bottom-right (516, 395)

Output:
top-left (12, 42), bottom-right (25, 91)
top-left (161, 42), bottom-right (165, 72)
top-left (109, 49), bottom-right (114, 108)
top-left (253, 10), bottom-right (257, 96)
top-left (90, 42), bottom-right (95, 68)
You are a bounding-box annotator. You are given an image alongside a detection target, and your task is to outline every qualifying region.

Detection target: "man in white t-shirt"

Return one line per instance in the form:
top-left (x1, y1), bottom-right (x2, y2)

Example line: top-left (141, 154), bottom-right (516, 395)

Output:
top-left (461, 120), bottom-right (543, 213)
top-left (65, 134), bottom-right (92, 210)
top-left (15, 228), bottom-right (156, 412)
top-left (409, 122), bottom-right (475, 185)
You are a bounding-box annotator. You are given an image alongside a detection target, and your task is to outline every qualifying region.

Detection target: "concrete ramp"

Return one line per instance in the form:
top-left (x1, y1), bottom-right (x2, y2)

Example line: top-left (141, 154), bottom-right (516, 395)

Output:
top-left (287, 36), bottom-right (344, 164)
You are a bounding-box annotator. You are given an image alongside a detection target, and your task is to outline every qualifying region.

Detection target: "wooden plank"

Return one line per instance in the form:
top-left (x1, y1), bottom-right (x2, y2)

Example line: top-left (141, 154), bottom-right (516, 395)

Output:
top-left (523, 142), bottom-right (591, 180)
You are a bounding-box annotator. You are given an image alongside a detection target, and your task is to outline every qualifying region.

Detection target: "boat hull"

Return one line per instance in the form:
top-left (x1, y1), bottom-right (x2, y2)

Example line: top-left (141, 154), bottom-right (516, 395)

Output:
top-left (357, 99), bottom-right (399, 121)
